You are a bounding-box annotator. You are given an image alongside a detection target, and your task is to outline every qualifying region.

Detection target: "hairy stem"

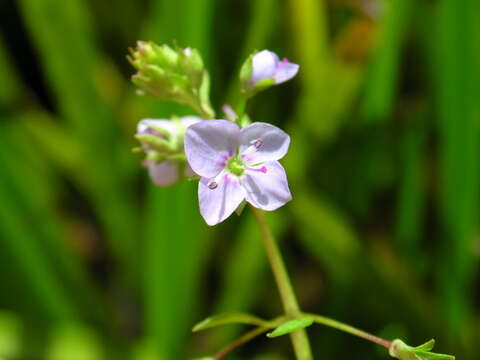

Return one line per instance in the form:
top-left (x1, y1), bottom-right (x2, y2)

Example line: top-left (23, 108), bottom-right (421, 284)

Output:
top-left (305, 313), bottom-right (391, 348)
top-left (250, 205), bottom-right (313, 360)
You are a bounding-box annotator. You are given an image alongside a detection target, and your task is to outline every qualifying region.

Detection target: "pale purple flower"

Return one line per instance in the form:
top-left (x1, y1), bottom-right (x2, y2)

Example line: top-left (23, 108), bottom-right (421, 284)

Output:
top-left (184, 120), bottom-right (292, 226)
top-left (137, 116), bottom-right (201, 186)
top-left (249, 50), bottom-right (299, 87)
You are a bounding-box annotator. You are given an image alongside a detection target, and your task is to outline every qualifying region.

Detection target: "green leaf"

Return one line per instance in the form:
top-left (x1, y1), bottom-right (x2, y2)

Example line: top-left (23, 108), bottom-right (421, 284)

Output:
top-left (415, 351), bottom-right (455, 360)
top-left (266, 317), bottom-right (314, 338)
top-left (414, 339), bottom-right (435, 352)
top-left (193, 313), bottom-right (269, 332)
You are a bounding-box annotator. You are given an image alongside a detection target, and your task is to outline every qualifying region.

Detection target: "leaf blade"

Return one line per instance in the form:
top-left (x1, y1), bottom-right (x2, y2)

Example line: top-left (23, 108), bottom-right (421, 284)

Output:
top-left (266, 317), bottom-right (314, 338)
top-left (193, 313), bottom-right (270, 332)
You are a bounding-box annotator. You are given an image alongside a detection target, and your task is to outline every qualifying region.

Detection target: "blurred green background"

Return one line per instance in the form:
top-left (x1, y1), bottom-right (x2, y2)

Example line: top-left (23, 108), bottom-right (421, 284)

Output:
top-left (0, 0), bottom-right (479, 359)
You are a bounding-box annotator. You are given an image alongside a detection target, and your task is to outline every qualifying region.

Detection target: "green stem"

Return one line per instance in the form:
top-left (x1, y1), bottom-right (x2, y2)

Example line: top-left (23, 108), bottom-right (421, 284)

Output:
top-left (250, 205), bottom-right (313, 360)
top-left (235, 94), bottom-right (247, 124)
top-left (189, 97), bottom-right (215, 119)
top-left (304, 313), bottom-right (391, 348)
top-left (212, 326), bottom-right (270, 360)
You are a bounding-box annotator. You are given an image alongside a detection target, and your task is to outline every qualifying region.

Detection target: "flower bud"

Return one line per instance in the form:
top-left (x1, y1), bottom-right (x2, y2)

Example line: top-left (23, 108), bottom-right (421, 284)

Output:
top-left (136, 117), bottom-right (202, 187)
top-left (128, 41), bottom-right (214, 118)
top-left (179, 47), bottom-right (204, 89)
top-left (239, 49), bottom-right (299, 98)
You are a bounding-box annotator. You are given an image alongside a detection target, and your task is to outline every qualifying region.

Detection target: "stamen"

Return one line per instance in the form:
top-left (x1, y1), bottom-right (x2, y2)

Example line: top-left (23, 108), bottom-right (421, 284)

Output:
top-left (243, 138), bottom-right (264, 155)
top-left (207, 170), bottom-right (227, 189)
top-left (250, 138), bottom-right (263, 149)
top-left (246, 166), bottom-right (267, 174)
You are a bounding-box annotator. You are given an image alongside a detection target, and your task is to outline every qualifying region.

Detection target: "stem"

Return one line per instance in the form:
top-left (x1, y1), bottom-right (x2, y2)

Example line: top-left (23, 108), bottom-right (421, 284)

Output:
top-left (212, 326), bottom-right (270, 360)
top-left (250, 205), bottom-right (313, 360)
top-left (235, 94), bottom-right (247, 124)
top-left (189, 97), bottom-right (215, 119)
top-left (304, 313), bottom-right (391, 349)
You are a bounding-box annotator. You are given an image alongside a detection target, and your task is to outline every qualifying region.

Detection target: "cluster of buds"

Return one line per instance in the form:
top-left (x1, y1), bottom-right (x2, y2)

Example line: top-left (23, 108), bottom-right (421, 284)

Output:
top-left (128, 41), bottom-right (215, 118)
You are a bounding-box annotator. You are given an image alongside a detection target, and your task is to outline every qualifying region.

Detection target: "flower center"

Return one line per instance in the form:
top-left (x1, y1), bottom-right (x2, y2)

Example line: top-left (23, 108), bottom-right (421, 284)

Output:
top-left (226, 156), bottom-right (245, 176)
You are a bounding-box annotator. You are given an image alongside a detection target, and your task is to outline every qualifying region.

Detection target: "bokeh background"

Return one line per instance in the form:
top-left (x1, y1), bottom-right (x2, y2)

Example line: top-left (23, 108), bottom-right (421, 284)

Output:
top-left (0, 0), bottom-right (479, 359)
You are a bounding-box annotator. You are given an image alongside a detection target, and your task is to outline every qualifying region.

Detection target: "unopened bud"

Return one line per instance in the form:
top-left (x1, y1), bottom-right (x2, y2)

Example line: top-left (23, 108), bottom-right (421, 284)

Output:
top-left (239, 49), bottom-right (299, 98)
top-left (128, 41), bottom-right (214, 118)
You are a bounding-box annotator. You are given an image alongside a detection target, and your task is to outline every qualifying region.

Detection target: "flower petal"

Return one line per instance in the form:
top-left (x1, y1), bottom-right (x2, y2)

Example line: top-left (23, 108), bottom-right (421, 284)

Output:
top-left (249, 50), bottom-right (278, 85)
top-left (274, 60), bottom-right (299, 84)
top-left (180, 116), bottom-right (202, 128)
top-left (137, 118), bottom-right (176, 135)
top-left (184, 119), bottom-right (240, 178)
top-left (239, 122), bottom-right (290, 163)
top-left (242, 161), bottom-right (292, 211)
top-left (199, 174), bottom-right (246, 226)
top-left (145, 160), bottom-right (178, 187)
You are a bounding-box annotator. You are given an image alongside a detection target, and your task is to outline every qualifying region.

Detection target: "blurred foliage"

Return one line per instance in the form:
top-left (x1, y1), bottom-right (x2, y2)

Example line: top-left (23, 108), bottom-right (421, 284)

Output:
top-left (0, 0), bottom-right (478, 359)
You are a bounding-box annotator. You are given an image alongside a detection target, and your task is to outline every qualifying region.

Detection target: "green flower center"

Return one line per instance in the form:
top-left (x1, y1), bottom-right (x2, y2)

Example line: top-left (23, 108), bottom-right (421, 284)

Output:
top-left (227, 156), bottom-right (245, 176)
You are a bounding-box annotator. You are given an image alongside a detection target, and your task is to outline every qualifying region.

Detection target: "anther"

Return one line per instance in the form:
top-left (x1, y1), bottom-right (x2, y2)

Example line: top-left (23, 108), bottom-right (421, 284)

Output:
top-left (208, 182), bottom-right (218, 189)
top-left (251, 138), bottom-right (263, 149)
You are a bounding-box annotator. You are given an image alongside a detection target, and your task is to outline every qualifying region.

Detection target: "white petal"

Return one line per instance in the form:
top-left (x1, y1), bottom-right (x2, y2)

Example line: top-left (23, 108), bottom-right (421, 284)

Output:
top-left (145, 160), bottom-right (179, 187)
top-left (249, 50), bottom-right (278, 85)
top-left (137, 118), bottom-right (176, 135)
top-left (274, 61), bottom-right (299, 84)
top-left (199, 174), bottom-right (246, 226)
top-left (184, 120), bottom-right (240, 178)
top-left (242, 161), bottom-right (292, 211)
top-left (239, 122), bottom-right (290, 164)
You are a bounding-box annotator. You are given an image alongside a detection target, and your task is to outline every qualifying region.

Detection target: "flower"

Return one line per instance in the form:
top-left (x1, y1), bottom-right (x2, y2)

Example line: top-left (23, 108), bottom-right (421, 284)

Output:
top-left (184, 120), bottom-right (292, 225)
top-left (136, 116), bottom-right (201, 186)
top-left (240, 50), bottom-right (299, 96)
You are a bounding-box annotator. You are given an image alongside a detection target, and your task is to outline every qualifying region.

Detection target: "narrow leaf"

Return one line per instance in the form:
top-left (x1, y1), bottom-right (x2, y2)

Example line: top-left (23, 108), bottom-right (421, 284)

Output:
top-left (266, 317), bottom-right (314, 338)
top-left (414, 339), bottom-right (435, 352)
top-left (193, 313), bottom-right (269, 332)
top-left (415, 351), bottom-right (455, 360)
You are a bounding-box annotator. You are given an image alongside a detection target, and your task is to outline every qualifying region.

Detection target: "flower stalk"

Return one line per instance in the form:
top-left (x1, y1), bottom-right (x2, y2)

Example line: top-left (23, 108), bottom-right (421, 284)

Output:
top-left (250, 205), bottom-right (313, 360)
top-left (304, 313), bottom-right (391, 348)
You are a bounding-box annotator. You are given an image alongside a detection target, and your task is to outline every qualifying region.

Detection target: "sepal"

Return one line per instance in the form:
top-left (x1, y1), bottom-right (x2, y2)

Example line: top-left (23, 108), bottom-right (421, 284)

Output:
top-left (389, 339), bottom-right (455, 360)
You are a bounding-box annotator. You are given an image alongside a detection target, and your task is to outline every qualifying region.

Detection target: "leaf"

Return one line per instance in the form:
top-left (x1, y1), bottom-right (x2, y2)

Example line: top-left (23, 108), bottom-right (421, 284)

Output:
top-left (192, 313), bottom-right (269, 332)
top-left (266, 317), bottom-right (314, 338)
top-left (389, 339), bottom-right (455, 360)
top-left (415, 351), bottom-right (455, 360)
top-left (414, 339), bottom-right (435, 352)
